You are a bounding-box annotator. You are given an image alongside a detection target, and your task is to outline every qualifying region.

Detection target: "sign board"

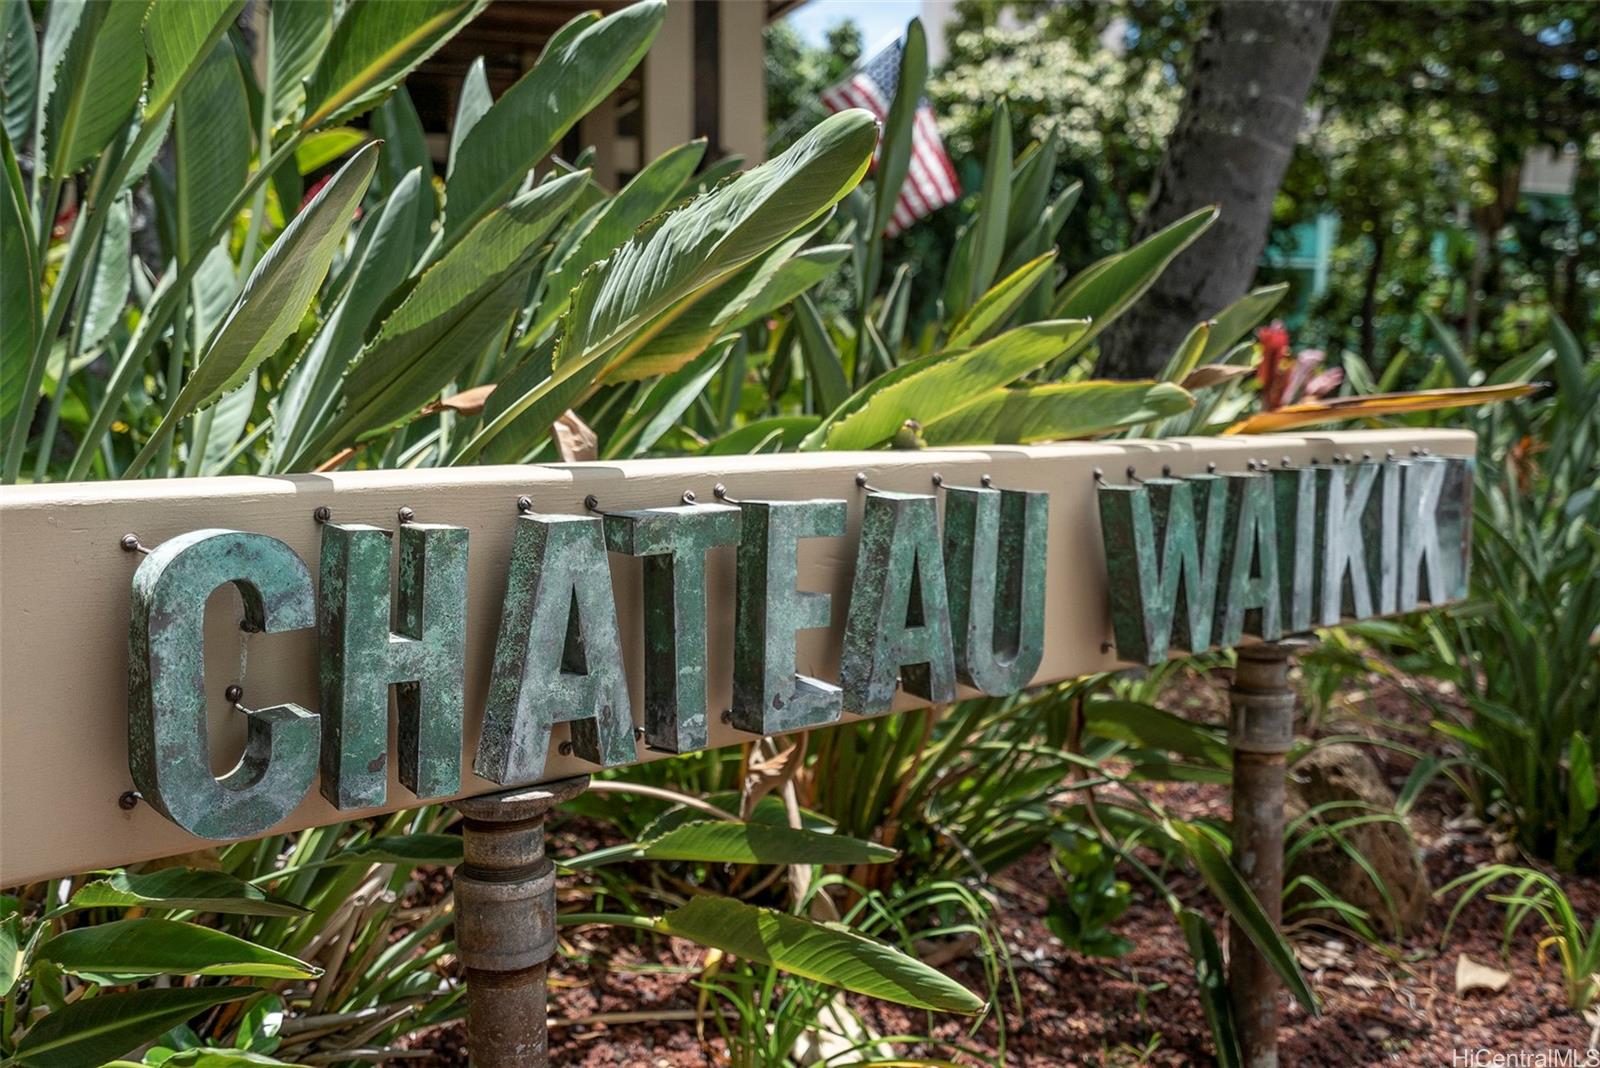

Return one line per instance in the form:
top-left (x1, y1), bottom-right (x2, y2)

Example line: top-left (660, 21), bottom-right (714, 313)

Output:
top-left (0, 430), bottom-right (1474, 885)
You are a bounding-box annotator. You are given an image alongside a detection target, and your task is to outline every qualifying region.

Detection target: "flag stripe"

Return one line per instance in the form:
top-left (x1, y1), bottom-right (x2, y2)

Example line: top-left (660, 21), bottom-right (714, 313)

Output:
top-left (818, 38), bottom-right (961, 236)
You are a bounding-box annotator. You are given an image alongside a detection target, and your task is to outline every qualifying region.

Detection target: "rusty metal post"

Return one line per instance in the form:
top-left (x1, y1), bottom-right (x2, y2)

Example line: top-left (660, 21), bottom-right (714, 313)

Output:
top-left (1227, 642), bottom-right (1298, 1068)
top-left (452, 775), bottom-right (589, 1067)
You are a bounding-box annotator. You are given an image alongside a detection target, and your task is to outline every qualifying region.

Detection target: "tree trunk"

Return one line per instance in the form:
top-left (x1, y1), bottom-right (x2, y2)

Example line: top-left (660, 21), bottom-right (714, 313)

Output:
top-left (1359, 226), bottom-right (1386, 368)
top-left (1095, 1), bottom-right (1337, 379)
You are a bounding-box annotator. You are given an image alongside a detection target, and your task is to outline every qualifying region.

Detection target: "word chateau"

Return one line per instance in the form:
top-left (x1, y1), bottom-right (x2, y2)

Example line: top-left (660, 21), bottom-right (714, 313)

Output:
top-left (127, 455), bottom-right (1471, 839)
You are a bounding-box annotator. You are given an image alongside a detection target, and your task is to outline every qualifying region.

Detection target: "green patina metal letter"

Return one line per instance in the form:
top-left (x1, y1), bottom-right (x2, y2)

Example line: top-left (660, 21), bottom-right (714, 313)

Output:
top-left (1400, 456), bottom-right (1473, 608)
top-left (730, 498), bottom-right (847, 736)
top-left (1399, 457), bottom-right (1447, 610)
top-left (476, 513), bottom-right (635, 784)
top-left (1368, 461), bottom-right (1402, 614)
top-left (128, 530), bottom-right (320, 840)
top-left (840, 492), bottom-right (956, 715)
top-left (1098, 475), bottom-right (1228, 663)
top-left (604, 503), bottom-right (742, 753)
top-left (1439, 457), bottom-right (1474, 601)
top-left (1215, 473), bottom-right (1282, 647)
top-left (942, 484), bottom-right (1048, 694)
top-left (318, 522), bottom-right (468, 809)
top-left (1318, 463), bottom-right (1379, 624)
top-left (1273, 466), bottom-right (1325, 634)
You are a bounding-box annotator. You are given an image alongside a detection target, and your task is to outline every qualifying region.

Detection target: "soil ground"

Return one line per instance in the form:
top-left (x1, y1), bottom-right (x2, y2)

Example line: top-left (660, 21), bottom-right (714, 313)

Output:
top-left (409, 668), bottom-right (1600, 1066)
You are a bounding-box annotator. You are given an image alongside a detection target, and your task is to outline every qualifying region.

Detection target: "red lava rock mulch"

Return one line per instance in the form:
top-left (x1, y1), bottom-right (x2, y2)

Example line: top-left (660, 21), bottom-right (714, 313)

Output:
top-left (407, 670), bottom-right (1599, 1065)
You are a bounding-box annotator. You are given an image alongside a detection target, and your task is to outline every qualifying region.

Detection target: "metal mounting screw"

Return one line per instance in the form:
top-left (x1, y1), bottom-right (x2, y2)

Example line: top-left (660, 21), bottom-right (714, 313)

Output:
top-left (118, 790), bottom-right (141, 811)
top-left (120, 533), bottom-right (150, 554)
top-left (224, 684), bottom-right (243, 705)
top-left (312, 505), bottom-right (332, 524)
top-left (397, 507), bottom-right (416, 524)
top-left (1206, 462), bottom-right (1218, 474)
top-left (681, 490), bottom-right (697, 505)
top-left (930, 472), bottom-right (944, 488)
top-left (1162, 465), bottom-right (1173, 478)
top-left (558, 740), bottom-right (574, 756)
top-left (516, 496), bottom-right (533, 514)
top-left (584, 494), bottom-right (601, 513)
top-left (713, 483), bottom-right (741, 505)
top-left (980, 473), bottom-right (994, 488)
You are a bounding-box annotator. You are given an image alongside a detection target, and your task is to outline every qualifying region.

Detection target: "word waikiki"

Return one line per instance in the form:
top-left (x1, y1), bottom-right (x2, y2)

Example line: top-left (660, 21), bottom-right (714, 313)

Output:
top-left (125, 456), bottom-right (1470, 839)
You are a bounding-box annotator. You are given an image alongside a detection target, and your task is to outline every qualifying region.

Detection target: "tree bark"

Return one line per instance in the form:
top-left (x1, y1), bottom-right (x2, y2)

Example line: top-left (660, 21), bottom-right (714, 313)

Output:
top-left (1359, 226), bottom-right (1386, 368)
top-left (1095, 1), bottom-right (1337, 379)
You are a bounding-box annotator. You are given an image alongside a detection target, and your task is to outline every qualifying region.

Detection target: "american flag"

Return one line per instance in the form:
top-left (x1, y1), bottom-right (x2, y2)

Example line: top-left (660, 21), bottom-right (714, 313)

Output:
top-left (820, 38), bottom-right (961, 236)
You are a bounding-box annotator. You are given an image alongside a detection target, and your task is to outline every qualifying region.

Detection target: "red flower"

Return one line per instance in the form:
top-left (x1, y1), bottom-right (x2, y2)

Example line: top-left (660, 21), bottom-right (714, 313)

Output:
top-left (300, 175), bottom-right (331, 209)
top-left (1256, 321), bottom-right (1292, 409)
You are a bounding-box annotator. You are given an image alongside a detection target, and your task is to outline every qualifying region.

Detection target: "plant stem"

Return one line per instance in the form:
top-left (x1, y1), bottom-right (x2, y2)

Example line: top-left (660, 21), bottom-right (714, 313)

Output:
top-left (557, 912), bottom-right (660, 932)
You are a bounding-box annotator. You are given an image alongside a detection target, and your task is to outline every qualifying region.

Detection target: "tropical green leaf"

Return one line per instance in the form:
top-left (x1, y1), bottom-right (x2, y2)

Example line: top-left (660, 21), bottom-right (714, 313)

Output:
top-left (921, 381), bottom-right (1192, 446)
top-left (1051, 205), bottom-right (1218, 354)
top-left (1082, 699), bottom-right (1230, 766)
top-left (1549, 314), bottom-right (1592, 411)
top-left (726, 244), bottom-right (849, 334)
top-left (13, 987), bottom-right (257, 1068)
top-left (39, 918), bottom-right (318, 980)
top-left (1158, 320), bottom-right (1210, 384)
top-left (39, 0), bottom-right (148, 177)
top-left (294, 127), bottom-right (364, 174)
top-left (573, 819), bottom-right (897, 869)
top-left (0, 129), bottom-right (37, 437)
top-left (126, 143), bottom-right (377, 475)
top-left (1199, 283), bottom-right (1288, 363)
top-left (66, 868), bottom-right (306, 917)
top-left (340, 834), bottom-right (464, 866)
top-left (297, 170), bottom-right (586, 461)
top-left (1568, 732), bottom-right (1597, 831)
top-left (526, 137), bottom-right (708, 343)
top-left (273, 166), bottom-right (427, 461)
top-left (1005, 129), bottom-right (1058, 251)
top-left (701, 415), bottom-right (821, 455)
top-left (142, 0), bottom-right (240, 122)
top-left (946, 250), bottom-right (1056, 350)
top-left (656, 897), bottom-right (983, 1013)
top-left (370, 87), bottom-right (430, 204)
top-left (0, 913), bottom-right (20, 997)
top-left (174, 38), bottom-right (249, 264)
top-left (453, 109), bottom-right (876, 464)
top-left (2, 0), bottom-right (39, 144)
top-left (1425, 311), bottom-right (1473, 386)
top-left (611, 222), bottom-right (828, 382)
top-left (1168, 820), bottom-right (1318, 1014)
top-left (1178, 908), bottom-right (1243, 1068)
top-left (793, 291), bottom-right (849, 414)
top-left (300, 0), bottom-right (485, 130)
top-left (267, 0), bottom-right (331, 125)
top-left (965, 99), bottom-right (1012, 308)
top-left (443, 1), bottom-right (664, 240)
top-left (607, 337), bottom-right (734, 458)
top-left (113, 1051), bottom-right (301, 1068)
top-left (446, 55), bottom-right (491, 177)
top-left (80, 193), bottom-right (131, 350)
top-left (804, 319), bottom-right (1088, 451)
top-left (871, 17), bottom-right (926, 233)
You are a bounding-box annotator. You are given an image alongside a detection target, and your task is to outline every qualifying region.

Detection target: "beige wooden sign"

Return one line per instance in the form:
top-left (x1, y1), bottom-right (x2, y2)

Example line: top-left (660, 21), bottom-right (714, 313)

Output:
top-left (0, 429), bottom-right (1474, 885)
